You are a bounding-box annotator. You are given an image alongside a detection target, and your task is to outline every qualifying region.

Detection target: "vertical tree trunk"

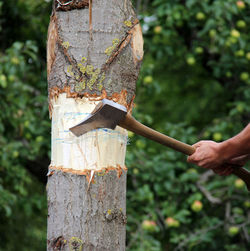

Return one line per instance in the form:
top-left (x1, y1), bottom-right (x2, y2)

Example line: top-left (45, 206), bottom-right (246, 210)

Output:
top-left (46, 1), bottom-right (143, 250)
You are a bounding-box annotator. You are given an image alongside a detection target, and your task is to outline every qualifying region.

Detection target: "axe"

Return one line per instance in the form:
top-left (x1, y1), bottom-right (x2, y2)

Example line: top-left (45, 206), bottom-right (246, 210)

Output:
top-left (69, 99), bottom-right (250, 191)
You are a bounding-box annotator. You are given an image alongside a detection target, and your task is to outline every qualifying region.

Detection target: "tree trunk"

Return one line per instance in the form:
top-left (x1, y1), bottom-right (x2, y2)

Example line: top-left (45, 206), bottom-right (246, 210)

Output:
top-left (46, 1), bottom-right (143, 250)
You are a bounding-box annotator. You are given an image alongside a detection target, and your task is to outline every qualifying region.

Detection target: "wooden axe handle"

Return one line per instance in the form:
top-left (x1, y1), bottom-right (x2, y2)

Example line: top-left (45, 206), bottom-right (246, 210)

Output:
top-left (231, 167), bottom-right (250, 191)
top-left (119, 114), bottom-right (250, 191)
top-left (119, 114), bottom-right (195, 155)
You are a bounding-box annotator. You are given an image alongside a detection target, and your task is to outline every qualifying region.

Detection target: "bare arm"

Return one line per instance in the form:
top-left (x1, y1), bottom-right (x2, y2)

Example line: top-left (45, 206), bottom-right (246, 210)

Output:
top-left (187, 124), bottom-right (250, 171)
top-left (218, 123), bottom-right (250, 160)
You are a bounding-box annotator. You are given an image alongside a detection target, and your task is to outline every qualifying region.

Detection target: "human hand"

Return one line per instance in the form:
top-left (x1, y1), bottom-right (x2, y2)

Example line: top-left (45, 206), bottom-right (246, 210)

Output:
top-left (187, 141), bottom-right (250, 176)
top-left (187, 140), bottom-right (224, 169)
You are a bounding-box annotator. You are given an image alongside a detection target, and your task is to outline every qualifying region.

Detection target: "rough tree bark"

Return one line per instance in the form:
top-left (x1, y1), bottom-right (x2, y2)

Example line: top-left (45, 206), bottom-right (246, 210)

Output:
top-left (46, 0), bottom-right (143, 250)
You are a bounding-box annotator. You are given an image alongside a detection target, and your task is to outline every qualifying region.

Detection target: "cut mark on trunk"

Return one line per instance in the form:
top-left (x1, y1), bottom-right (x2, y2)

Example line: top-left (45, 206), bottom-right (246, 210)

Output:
top-left (48, 165), bottom-right (127, 178)
top-left (102, 19), bottom-right (140, 72)
top-left (48, 87), bottom-right (132, 117)
top-left (51, 16), bottom-right (87, 82)
top-left (56, 0), bottom-right (89, 11)
top-left (47, 169), bottom-right (55, 177)
top-left (104, 38), bottom-right (120, 56)
top-left (57, 37), bottom-right (80, 77)
top-left (130, 24), bottom-right (144, 64)
top-left (89, 0), bottom-right (93, 41)
top-left (87, 170), bottom-right (95, 190)
top-left (47, 15), bottom-right (58, 77)
top-left (47, 13), bottom-right (87, 85)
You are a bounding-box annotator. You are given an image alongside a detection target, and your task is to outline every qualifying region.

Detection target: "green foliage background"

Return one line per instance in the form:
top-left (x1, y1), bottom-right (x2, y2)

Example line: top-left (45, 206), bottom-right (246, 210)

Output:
top-left (0, 0), bottom-right (249, 250)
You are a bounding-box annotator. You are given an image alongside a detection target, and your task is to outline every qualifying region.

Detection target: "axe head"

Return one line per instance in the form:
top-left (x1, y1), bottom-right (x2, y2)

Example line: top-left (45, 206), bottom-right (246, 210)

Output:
top-left (69, 99), bottom-right (127, 137)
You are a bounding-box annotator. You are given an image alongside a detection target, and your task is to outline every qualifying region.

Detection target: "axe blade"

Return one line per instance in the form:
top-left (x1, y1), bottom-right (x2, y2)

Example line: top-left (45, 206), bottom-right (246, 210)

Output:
top-left (69, 99), bottom-right (127, 137)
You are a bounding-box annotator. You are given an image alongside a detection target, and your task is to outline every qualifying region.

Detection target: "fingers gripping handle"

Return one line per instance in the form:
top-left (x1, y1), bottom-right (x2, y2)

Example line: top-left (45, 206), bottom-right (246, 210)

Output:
top-left (119, 115), bottom-right (250, 191)
top-left (119, 115), bottom-right (195, 155)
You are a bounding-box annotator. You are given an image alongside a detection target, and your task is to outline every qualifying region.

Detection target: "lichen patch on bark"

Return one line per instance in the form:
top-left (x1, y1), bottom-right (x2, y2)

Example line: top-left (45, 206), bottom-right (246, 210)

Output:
top-left (104, 208), bottom-right (127, 224)
top-left (102, 19), bottom-right (140, 71)
top-left (69, 237), bottom-right (83, 251)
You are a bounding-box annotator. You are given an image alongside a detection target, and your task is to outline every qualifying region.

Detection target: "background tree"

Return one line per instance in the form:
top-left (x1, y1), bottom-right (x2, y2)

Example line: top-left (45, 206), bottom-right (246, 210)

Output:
top-left (0, 0), bottom-right (249, 250)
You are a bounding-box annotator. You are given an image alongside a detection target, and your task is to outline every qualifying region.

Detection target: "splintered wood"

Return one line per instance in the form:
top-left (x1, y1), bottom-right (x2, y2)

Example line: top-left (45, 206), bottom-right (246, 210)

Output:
top-left (50, 93), bottom-right (128, 174)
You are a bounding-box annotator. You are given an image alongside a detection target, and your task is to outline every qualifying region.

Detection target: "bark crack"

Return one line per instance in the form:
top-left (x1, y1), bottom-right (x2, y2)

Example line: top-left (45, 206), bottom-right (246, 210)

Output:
top-left (101, 19), bottom-right (139, 72)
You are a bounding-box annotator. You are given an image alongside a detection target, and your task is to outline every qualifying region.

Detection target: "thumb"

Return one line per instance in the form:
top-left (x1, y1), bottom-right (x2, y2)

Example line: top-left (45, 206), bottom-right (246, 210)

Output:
top-left (192, 142), bottom-right (203, 149)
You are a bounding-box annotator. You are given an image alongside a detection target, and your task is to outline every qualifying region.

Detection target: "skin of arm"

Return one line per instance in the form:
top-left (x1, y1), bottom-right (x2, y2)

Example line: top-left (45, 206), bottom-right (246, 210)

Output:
top-left (187, 124), bottom-right (250, 174)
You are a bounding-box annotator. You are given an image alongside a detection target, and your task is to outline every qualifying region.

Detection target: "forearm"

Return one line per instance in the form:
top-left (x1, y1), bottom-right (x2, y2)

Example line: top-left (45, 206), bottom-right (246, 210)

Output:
top-left (218, 124), bottom-right (250, 161)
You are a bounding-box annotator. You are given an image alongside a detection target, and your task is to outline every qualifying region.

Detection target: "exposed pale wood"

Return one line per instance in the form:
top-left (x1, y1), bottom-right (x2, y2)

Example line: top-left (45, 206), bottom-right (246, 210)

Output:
top-left (50, 94), bottom-right (128, 173)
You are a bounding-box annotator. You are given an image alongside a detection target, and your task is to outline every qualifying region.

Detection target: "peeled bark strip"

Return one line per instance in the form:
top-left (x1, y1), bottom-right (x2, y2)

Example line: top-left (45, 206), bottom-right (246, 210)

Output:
top-left (47, 0), bottom-right (143, 250)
